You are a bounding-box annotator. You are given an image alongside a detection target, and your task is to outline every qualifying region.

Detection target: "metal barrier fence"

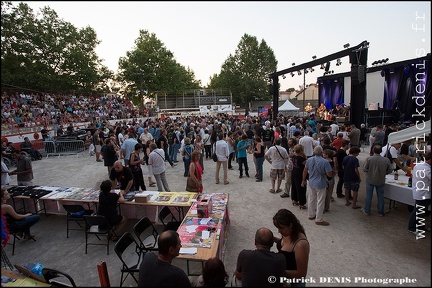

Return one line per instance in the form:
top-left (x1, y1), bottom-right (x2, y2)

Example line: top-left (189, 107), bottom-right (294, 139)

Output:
top-left (44, 140), bottom-right (86, 158)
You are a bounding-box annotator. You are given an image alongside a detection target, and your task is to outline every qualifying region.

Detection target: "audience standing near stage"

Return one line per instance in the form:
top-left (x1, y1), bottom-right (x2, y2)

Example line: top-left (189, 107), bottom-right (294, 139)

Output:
top-left (120, 132), bottom-right (138, 166)
top-left (342, 146), bottom-right (362, 209)
top-left (265, 138), bottom-right (289, 194)
top-left (335, 140), bottom-right (350, 198)
top-left (302, 146), bottom-right (333, 226)
top-left (129, 143), bottom-right (146, 192)
top-left (215, 132), bottom-right (229, 185)
top-left (235, 227), bottom-right (286, 287)
top-left (362, 145), bottom-right (393, 216)
top-left (148, 143), bottom-right (171, 192)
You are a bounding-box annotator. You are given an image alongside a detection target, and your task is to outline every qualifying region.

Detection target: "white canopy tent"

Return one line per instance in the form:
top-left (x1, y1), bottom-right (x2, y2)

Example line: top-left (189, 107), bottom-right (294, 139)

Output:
top-left (278, 100), bottom-right (299, 111)
top-left (387, 120), bottom-right (431, 144)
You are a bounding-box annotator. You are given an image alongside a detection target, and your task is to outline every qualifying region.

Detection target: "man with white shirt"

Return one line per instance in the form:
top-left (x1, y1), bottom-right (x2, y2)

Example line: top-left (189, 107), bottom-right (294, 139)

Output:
top-left (330, 121), bottom-right (339, 136)
top-left (215, 132), bottom-right (229, 185)
top-left (299, 134), bottom-right (315, 158)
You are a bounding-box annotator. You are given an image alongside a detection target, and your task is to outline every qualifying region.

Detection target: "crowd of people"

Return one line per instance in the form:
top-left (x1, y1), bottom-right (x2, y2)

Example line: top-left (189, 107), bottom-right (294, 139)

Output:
top-left (1, 101), bottom-right (430, 286)
top-left (1, 91), bottom-right (142, 132)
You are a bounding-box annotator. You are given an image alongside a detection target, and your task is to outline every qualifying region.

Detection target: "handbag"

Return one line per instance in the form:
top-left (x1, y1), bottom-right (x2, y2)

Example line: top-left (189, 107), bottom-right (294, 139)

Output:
top-left (186, 177), bottom-right (199, 192)
top-left (212, 143), bottom-right (218, 162)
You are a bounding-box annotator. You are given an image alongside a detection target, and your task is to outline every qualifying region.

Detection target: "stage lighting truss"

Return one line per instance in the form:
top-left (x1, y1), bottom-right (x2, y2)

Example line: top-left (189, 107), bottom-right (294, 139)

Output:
top-left (372, 58), bottom-right (389, 66)
top-left (323, 70), bottom-right (334, 76)
top-left (336, 59), bottom-right (342, 66)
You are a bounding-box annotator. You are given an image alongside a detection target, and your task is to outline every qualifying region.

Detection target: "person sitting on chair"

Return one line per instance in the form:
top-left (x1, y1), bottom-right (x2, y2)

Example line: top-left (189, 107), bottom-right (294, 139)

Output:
top-left (97, 180), bottom-right (127, 241)
top-left (138, 230), bottom-right (191, 286)
top-left (20, 137), bottom-right (42, 160)
top-left (1, 187), bottom-right (40, 239)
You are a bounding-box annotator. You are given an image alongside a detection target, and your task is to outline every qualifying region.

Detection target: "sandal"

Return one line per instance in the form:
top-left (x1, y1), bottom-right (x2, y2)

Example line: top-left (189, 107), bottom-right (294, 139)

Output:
top-left (299, 205), bottom-right (307, 210)
top-left (292, 201), bottom-right (299, 206)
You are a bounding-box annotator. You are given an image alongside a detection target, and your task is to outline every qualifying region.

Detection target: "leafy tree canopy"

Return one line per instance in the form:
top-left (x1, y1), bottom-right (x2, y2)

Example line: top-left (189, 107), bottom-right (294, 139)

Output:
top-left (117, 29), bottom-right (200, 105)
top-left (208, 33), bottom-right (277, 107)
top-left (1, 1), bottom-right (112, 94)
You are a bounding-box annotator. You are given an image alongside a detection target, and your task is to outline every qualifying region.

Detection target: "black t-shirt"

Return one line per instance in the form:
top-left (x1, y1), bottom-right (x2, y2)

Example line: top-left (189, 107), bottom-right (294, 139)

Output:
top-left (109, 166), bottom-right (134, 190)
top-left (336, 148), bottom-right (347, 172)
top-left (138, 252), bottom-right (191, 287)
top-left (97, 191), bottom-right (120, 226)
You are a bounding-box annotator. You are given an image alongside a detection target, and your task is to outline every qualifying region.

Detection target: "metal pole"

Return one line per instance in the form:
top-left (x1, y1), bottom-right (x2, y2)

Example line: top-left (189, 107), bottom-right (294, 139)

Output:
top-left (303, 70), bottom-right (306, 114)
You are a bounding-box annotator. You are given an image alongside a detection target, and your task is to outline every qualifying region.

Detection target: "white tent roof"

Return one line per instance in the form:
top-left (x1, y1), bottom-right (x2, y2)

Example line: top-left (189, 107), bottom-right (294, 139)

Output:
top-left (278, 100), bottom-right (299, 111)
top-left (387, 120), bottom-right (431, 144)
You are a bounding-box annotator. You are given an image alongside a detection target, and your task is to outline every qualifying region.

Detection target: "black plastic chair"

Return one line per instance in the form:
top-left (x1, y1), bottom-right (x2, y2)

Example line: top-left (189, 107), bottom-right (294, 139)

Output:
top-left (158, 206), bottom-right (181, 231)
top-left (62, 204), bottom-right (93, 238)
top-left (42, 267), bottom-right (77, 287)
top-left (83, 215), bottom-right (115, 255)
top-left (114, 232), bottom-right (145, 287)
top-left (132, 217), bottom-right (159, 252)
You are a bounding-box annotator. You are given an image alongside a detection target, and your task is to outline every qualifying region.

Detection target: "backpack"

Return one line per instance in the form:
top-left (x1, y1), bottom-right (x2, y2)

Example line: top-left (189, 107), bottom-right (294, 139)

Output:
top-left (385, 144), bottom-right (394, 163)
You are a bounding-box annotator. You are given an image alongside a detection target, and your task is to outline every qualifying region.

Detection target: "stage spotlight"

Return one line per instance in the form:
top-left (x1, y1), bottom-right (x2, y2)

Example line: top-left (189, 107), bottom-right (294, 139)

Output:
top-left (282, 74), bottom-right (286, 79)
top-left (320, 63), bottom-right (325, 69)
top-left (304, 69), bottom-right (309, 74)
top-left (372, 61), bottom-right (377, 66)
top-left (292, 63), bottom-right (296, 66)
top-left (290, 72), bottom-right (295, 77)
top-left (312, 55), bottom-right (317, 60)
top-left (343, 43), bottom-right (350, 48)
top-left (310, 67), bottom-right (314, 72)
top-left (297, 70), bottom-right (302, 76)
top-left (383, 58), bottom-right (389, 63)
top-left (336, 59), bottom-right (342, 66)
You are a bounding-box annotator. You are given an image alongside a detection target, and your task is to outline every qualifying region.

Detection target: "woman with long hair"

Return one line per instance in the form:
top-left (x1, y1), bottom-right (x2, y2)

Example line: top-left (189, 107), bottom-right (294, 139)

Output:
top-left (187, 150), bottom-right (203, 193)
top-left (273, 208), bottom-right (309, 287)
top-left (129, 143), bottom-right (146, 191)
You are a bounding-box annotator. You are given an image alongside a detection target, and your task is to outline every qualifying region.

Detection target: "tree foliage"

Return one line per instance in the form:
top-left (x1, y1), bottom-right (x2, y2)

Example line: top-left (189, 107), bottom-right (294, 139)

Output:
top-left (1, 1), bottom-right (112, 94)
top-left (117, 29), bottom-right (200, 105)
top-left (208, 33), bottom-right (277, 107)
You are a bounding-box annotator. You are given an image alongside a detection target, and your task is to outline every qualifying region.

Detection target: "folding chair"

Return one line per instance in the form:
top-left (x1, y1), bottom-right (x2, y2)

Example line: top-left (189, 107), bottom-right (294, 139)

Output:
top-left (114, 232), bottom-right (145, 287)
top-left (42, 267), bottom-right (77, 287)
top-left (83, 215), bottom-right (115, 255)
top-left (62, 204), bottom-right (93, 238)
top-left (132, 217), bottom-right (159, 252)
top-left (158, 206), bottom-right (181, 232)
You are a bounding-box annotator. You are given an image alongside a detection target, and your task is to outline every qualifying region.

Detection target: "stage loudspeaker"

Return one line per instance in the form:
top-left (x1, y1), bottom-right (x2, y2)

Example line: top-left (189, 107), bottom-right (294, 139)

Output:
top-left (351, 64), bottom-right (366, 85)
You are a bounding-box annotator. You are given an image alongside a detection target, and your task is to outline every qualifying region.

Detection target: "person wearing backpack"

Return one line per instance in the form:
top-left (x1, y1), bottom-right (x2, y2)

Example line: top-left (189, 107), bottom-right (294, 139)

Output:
top-left (380, 142), bottom-right (407, 173)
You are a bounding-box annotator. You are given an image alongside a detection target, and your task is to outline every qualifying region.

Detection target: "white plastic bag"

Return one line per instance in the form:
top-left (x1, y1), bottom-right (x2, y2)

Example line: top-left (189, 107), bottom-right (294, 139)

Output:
top-left (89, 143), bottom-right (95, 155)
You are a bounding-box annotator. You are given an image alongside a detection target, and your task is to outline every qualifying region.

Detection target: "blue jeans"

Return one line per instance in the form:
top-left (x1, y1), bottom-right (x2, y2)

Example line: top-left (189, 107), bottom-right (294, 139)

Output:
top-left (255, 156), bottom-right (264, 181)
top-left (10, 214), bottom-right (40, 234)
top-left (364, 182), bottom-right (385, 215)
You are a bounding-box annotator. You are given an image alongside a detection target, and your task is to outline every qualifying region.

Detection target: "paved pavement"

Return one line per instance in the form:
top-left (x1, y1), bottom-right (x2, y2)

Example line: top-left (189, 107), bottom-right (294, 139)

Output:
top-left (2, 146), bottom-right (430, 287)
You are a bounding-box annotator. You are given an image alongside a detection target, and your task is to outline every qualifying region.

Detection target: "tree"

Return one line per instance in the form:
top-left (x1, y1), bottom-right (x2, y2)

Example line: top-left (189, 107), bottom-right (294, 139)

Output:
top-left (208, 33), bottom-right (277, 107)
top-left (117, 29), bottom-right (200, 105)
top-left (1, 2), bottom-right (112, 94)
top-left (286, 88), bottom-right (295, 93)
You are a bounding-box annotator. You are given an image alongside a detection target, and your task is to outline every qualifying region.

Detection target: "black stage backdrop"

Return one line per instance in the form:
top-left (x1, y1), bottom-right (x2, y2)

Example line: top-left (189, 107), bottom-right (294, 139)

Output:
top-left (319, 77), bottom-right (344, 112)
top-left (383, 58), bottom-right (430, 123)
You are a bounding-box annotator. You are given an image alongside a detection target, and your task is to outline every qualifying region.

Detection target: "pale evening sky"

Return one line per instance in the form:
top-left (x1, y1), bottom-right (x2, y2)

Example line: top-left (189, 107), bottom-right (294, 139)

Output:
top-left (20, 1), bottom-right (431, 91)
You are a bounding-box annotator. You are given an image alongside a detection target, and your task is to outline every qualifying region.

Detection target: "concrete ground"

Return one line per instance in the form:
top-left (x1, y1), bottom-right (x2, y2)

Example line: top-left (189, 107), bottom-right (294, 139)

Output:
top-left (2, 146), bottom-right (430, 287)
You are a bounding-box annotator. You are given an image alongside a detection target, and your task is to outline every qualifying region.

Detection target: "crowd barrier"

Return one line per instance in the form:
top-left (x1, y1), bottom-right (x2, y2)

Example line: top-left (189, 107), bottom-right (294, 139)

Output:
top-left (44, 140), bottom-right (86, 158)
